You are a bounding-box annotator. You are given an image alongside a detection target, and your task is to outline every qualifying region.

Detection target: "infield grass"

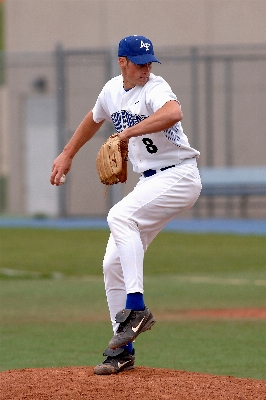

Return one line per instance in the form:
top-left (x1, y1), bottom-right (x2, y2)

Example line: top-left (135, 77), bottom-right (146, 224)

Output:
top-left (1, 228), bottom-right (266, 379)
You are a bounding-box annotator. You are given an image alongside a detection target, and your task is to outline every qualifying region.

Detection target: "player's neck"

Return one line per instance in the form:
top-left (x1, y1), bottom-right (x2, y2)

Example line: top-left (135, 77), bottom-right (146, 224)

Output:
top-left (124, 87), bottom-right (133, 92)
top-left (123, 83), bottom-right (135, 91)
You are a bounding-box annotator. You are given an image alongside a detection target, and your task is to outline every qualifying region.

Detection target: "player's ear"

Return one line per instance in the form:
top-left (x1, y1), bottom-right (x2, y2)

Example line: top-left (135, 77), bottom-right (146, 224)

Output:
top-left (118, 57), bottom-right (127, 69)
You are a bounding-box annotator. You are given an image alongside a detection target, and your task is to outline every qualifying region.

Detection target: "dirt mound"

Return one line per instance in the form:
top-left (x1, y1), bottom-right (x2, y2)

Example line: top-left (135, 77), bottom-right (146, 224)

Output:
top-left (1, 366), bottom-right (266, 399)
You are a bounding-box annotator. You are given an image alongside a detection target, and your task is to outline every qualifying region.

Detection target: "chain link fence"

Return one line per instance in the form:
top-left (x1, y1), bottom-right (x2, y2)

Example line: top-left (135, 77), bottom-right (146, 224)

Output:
top-left (1, 43), bottom-right (266, 218)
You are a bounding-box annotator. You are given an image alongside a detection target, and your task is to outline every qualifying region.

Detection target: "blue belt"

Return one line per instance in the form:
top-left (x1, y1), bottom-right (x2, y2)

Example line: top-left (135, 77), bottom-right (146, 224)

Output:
top-left (143, 165), bottom-right (176, 178)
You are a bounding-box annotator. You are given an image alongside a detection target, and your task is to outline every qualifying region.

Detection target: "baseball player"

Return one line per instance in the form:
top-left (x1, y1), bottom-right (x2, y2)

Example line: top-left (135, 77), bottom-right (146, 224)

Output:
top-left (51, 35), bottom-right (202, 375)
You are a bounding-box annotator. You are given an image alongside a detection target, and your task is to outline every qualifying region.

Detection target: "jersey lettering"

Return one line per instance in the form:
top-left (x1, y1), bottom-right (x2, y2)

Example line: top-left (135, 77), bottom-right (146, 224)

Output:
top-left (142, 138), bottom-right (158, 154)
top-left (111, 110), bottom-right (148, 132)
top-left (164, 125), bottom-right (181, 143)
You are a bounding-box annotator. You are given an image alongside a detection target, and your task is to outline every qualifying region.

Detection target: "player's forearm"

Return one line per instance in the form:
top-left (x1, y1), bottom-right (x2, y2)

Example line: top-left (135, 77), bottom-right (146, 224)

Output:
top-left (51, 110), bottom-right (104, 185)
top-left (63, 110), bottom-right (104, 158)
top-left (119, 100), bottom-right (183, 141)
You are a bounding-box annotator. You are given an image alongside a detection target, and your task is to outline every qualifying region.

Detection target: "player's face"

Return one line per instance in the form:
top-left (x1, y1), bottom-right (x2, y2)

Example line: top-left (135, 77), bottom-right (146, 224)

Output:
top-left (119, 57), bottom-right (152, 89)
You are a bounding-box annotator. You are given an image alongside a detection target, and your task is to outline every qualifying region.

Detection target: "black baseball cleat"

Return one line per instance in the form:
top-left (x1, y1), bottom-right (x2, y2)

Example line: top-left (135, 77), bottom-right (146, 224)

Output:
top-left (93, 347), bottom-right (135, 375)
top-left (108, 306), bottom-right (156, 350)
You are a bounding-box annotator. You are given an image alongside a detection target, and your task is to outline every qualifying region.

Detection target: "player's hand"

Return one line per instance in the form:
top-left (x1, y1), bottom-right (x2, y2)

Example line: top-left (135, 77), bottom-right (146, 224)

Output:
top-left (118, 129), bottom-right (130, 142)
top-left (50, 151), bottom-right (72, 186)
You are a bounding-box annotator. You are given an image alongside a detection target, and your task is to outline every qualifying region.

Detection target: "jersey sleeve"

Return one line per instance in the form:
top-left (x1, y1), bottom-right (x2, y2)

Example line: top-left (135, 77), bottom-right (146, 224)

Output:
top-left (146, 77), bottom-right (178, 113)
top-left (92, 85), bottom-right (112, 123)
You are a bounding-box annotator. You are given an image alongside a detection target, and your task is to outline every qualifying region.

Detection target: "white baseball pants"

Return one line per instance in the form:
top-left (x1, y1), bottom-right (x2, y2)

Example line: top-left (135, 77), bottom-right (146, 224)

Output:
top-left (102, 159), bottom-right (202, 331)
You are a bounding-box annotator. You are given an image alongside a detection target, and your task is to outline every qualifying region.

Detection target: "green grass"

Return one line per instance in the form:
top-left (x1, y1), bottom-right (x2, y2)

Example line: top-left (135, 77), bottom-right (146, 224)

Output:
top-left (1, 229), bottom-right (265, 278)
top-left (0, 228), bottom-right (266, 379)
top-left (0, 229), bottom-right (109, 277)
top-left (137, 320), bottom-right (266, 379)
top-left (2, 318), bottom-right (266, 380)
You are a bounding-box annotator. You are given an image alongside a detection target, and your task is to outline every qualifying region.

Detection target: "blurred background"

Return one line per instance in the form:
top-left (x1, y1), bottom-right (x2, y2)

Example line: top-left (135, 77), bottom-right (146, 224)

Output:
top-left (0, 0), bottom-right (266, 219)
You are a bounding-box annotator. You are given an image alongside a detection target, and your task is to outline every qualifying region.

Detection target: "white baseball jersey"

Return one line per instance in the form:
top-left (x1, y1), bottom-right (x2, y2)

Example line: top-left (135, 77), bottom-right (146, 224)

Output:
top-left (92, 73), bottom-right (200, 173)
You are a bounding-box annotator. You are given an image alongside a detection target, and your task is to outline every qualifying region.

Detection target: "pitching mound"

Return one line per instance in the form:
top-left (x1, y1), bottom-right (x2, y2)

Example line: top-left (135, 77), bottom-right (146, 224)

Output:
top-left (1, 366), bottom-right (266, 399)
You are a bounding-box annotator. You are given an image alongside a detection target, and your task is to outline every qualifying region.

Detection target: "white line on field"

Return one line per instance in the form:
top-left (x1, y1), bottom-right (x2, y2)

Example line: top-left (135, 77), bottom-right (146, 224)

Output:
top-left (0, 268), bottom-right (65, 279)
top-left (1, 268), bottom-right (266, 287)
top-left (254, 279), bottom-right (266, 286)
top-left (176, 276), bottom-right (266, 286)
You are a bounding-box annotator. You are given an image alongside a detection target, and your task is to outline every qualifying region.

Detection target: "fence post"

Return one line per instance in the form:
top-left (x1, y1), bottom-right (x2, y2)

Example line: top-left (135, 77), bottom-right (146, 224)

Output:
top-left (205, 56), bottom-right (215, 216)
top-left (205, 55), bottom-right (214, 167)
top-left (190, 47), bottom-right (201, 217)
top-left (224, 57), bottom-right (233, 166)
top-left (190, 47), bottom-right (199, 152)
top-left (55, 44), bottom-right (67, 218)
top-left (108, 46), bottom-right (123, 208)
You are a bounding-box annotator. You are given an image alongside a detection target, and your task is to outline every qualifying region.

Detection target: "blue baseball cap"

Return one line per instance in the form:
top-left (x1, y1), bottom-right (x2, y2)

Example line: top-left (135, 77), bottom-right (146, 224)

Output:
top-left (118, 35), bottom-right (161, 64)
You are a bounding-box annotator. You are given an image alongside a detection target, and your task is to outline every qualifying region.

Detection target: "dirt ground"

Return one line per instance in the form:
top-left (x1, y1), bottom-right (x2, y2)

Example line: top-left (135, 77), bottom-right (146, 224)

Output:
top-left (1, 366), bottom-right (266, 400)
top-left (1, 308), bottom-right (266, 400)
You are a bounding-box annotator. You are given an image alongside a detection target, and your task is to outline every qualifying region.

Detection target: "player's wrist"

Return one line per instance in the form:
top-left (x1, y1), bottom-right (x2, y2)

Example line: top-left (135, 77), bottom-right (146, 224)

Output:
top-left (62, 146), bottom-right (75, 159)
top-left (119, 130), bottom-right (130, 142)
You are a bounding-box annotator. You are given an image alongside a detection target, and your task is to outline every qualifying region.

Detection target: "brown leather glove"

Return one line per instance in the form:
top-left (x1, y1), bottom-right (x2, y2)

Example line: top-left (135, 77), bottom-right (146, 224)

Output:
top-left (96, 133), bottom-right (128, 185)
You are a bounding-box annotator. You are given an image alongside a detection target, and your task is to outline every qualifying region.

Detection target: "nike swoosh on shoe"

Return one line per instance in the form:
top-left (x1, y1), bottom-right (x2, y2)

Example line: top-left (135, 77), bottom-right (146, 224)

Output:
top-left (132, 317), bottom-right (145, 333)
top-left (117, 361), bottom-right (130, 369)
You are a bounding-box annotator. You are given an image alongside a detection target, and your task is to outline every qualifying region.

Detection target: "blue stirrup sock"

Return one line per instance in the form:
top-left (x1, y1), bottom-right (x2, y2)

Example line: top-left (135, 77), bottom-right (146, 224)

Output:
top-left (122, 342), bottom-right (134, 354)
top-left (126, 292), bottom-right (145, 311)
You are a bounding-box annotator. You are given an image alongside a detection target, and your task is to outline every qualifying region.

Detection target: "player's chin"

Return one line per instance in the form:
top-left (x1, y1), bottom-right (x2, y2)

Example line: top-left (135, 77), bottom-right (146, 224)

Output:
top-left (138, 77), bottom-right (149, 86)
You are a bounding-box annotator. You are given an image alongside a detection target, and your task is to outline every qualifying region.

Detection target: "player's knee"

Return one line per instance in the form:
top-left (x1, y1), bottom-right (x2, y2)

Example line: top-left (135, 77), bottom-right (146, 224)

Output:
top-left (107, 206), bottom-right (123, 229)
top-left (102, 257), bottom-right (122, 285)
top-left (102, 257), bottom-right (110, 275)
